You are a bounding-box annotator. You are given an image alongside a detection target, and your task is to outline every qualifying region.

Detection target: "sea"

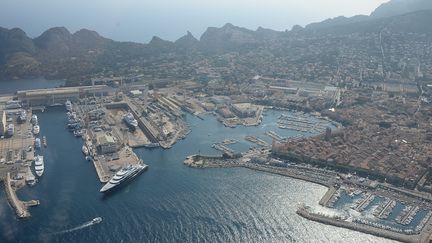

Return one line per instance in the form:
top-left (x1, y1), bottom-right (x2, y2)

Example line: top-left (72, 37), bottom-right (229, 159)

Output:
top-left (0, 79), bottom-right (394, 243)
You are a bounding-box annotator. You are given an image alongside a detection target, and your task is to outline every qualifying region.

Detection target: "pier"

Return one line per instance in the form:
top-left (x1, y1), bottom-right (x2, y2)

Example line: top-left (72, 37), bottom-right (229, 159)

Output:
top-left (245, 136), bottom-right (269, 147)
top-left (319, 186), bottom-right (337, 206)
top-left (3, 173), bottom-right (39, 218)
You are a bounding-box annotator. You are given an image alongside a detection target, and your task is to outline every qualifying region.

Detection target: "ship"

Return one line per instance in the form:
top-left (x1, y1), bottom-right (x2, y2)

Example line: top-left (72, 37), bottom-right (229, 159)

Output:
top-left (74, 130), bottom-right (83, 137)
top-left (143, 142), bottom-right (159, 148)
top-left (65, 100), bottom-right (73, 112)
top-left (17, 110), bottom-right (27, 123)
top-left (123, 112), bottom-right (138, 130)
top-left (33, 125), bottom-right (40, 135)
top-left (82, 145), bottom-right (89, 155)
top-left (31, 114), bottom-right (38, 125)
top-left (92, 217), bottom-right (102, 224)
top-left (100, 163), bottom-right (147, 193)
top-left (7, 124), bottom-right (14, 136)
top-left (34, 155), bottom-right (44, 177)
top-left (34, 138), bottom-right (41, 149)
top-left (42, 136), bottom-right (47, 147)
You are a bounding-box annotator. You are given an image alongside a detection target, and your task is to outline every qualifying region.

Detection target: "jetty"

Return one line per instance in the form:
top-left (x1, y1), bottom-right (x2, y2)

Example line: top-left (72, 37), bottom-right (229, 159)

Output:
top-left (3, 173), bottom-right (39, 218)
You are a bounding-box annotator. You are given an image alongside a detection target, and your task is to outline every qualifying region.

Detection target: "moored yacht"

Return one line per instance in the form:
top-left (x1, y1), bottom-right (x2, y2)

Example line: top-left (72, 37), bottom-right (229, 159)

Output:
top-left (34, 138), bottom-right (41, 149)
top-left (82, 145), bottom-right (89, 155)
top-left (65, 100), bottom-right (73, 111)
top-left (100, 163), bottom-right (147, 193)
top-left (31, 114), bottom-right (38, 125)
top-left (34, 155), bottom-right (44, 177)
top-left (33, 125), bottom-right (40, 135)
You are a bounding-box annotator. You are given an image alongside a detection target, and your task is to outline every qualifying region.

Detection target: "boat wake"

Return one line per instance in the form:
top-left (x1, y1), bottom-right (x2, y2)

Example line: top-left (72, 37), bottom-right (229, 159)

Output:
top-left (50, 218), bottom-right (102, 235)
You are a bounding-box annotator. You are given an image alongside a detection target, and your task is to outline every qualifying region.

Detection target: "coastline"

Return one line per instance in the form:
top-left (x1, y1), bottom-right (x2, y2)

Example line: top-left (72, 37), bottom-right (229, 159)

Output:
top-left (184, 156), bottom-right (432, 243)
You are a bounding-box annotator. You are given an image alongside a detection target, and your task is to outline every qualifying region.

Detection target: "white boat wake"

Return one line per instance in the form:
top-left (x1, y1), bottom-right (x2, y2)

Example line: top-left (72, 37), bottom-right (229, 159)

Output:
top-left (50, 218), bottom-right (102, 235)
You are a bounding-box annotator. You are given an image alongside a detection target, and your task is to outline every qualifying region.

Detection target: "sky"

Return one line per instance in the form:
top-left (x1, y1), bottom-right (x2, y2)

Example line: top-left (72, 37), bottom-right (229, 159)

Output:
top-left (0, 0), bottom-right (389, 43)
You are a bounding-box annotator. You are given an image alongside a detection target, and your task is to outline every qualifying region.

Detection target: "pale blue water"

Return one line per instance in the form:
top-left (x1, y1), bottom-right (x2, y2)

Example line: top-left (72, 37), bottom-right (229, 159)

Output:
top-left (0, 78), bottom-right (64, 95)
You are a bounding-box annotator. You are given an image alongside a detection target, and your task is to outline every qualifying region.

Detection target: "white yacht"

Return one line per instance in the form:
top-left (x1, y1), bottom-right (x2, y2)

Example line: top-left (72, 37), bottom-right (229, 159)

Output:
top-left (31, 114), bottom-right (38, 125)
top-left (33, 125), bottom-right (40, 135)
top-left (100, 164), bottom-right (147, 193)
top-left (123, 112), bottom-right (138, 130)
top-left (34, 155), bottom-right (44, 177)
top-left (92, 217), bottom-right (102, 224)
top-left (34, 138), bottom-right (41, 149)
top-left (82, 145), bottom-right (89, 155)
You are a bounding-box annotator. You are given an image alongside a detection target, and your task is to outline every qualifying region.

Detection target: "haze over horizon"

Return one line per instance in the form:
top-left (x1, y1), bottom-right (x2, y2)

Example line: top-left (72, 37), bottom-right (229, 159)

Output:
top-left (1, 0), bottom-right (389, 43)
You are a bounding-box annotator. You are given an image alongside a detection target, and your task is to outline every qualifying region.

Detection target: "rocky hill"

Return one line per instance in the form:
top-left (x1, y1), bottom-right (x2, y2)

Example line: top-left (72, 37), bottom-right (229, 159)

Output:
top-left (0, 0), bottom-right (432, 81)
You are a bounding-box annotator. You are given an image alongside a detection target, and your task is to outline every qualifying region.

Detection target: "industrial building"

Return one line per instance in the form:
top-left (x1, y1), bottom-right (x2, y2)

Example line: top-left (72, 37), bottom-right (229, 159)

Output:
top-left (16, 85), bottom-right (113, 107)
top-left (96, 133), bottom-right (117, 154)
top-left (0, 111), bottom-right (6, 136)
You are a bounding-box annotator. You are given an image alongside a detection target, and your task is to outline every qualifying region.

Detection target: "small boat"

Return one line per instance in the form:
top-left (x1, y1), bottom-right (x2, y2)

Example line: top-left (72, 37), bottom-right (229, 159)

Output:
top-left (34, 138), bottom-right (41, 149)
top-left (92, 217), bottom-right (102, 224)
top-left (74, 130), bottom-right (83, 137)
top-left (82, 145), bottom-right (89, 155)
top-left (42, 136), bottom-right (47, 147)
top-left (31, 114), bottom-right (38, 125)
top-left (33, 125), bottom-right (40, 135)
top-left (143, 143), bottom-right (159, 148)
top-left (65, 100), bottom-right (73, 112)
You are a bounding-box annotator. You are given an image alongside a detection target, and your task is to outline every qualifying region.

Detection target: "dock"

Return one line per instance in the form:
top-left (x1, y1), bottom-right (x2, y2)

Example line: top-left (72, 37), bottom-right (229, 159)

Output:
top-left (245, 136), bottom-right (269, 147)
top-left (3, 172), bottom-right (39, 218)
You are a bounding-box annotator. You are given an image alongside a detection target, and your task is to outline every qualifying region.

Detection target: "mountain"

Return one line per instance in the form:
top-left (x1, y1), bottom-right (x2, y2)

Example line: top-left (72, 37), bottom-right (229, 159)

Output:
top-left (1, 0), bottom-right (432, 81)
top-left (371, 0), bottom-right (432, 18)
top-left (174, 31), bottom-right (199, 50)
top-left (304, 0), bottom-right (432, 30)
top-left (301, 10), bottom-right (432, 35)
top-left (0, 27), bottom-right (35, 62)
top-left (199, 23), bottom-right (261, 53)
top-left (305, 15), bottom-right (369, 30)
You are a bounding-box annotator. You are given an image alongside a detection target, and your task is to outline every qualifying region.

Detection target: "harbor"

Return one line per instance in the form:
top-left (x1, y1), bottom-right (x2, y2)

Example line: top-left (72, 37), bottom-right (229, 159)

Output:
top-left (0, 92), bottom-right (405, 242)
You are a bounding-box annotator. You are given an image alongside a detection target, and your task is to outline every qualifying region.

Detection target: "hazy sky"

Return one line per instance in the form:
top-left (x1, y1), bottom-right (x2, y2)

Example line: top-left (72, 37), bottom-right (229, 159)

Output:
top-left (0, 0), bottom-right (389, 43)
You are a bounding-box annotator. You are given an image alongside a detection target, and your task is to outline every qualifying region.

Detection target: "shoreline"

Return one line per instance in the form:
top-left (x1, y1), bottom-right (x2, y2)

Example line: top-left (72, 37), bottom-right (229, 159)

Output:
top-left (184, 157), bottom-right (432, 242)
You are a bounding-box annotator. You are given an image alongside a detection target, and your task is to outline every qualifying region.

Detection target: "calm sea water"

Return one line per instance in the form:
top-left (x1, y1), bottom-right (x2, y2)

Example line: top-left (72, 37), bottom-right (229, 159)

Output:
top-left (0, 78), bottom-right (64, 95)
top-left (0, 81), bottom-right (394, 242)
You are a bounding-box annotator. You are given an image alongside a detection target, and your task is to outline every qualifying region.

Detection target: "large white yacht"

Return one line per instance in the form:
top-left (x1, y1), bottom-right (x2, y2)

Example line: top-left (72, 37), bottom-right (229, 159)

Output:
top-left (34, 155), bottom-right (44, 177)
top-left (100, 163), bottom-right (147, 193)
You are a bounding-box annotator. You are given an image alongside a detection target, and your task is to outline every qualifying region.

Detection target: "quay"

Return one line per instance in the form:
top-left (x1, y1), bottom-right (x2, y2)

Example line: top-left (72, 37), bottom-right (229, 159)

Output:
top-left (319, 186), bottom-right (337, 206)
top-left (3, 173), bottom-right (39, 218)
top-left (296, 206), bottom-right (425, 243)
top-left (245, 136), bottom-right (269, 147)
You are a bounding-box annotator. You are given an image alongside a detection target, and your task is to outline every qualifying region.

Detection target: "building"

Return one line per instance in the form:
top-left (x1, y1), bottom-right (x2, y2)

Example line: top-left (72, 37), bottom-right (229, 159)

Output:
top-left (230, 103), bottom-right (258, 118)
top-left (96, 133), bottom-right (117, 154)
top-left (16, 85), bottom-right (113, 107)
top-left (0, 111), bottom-right (6, 136)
